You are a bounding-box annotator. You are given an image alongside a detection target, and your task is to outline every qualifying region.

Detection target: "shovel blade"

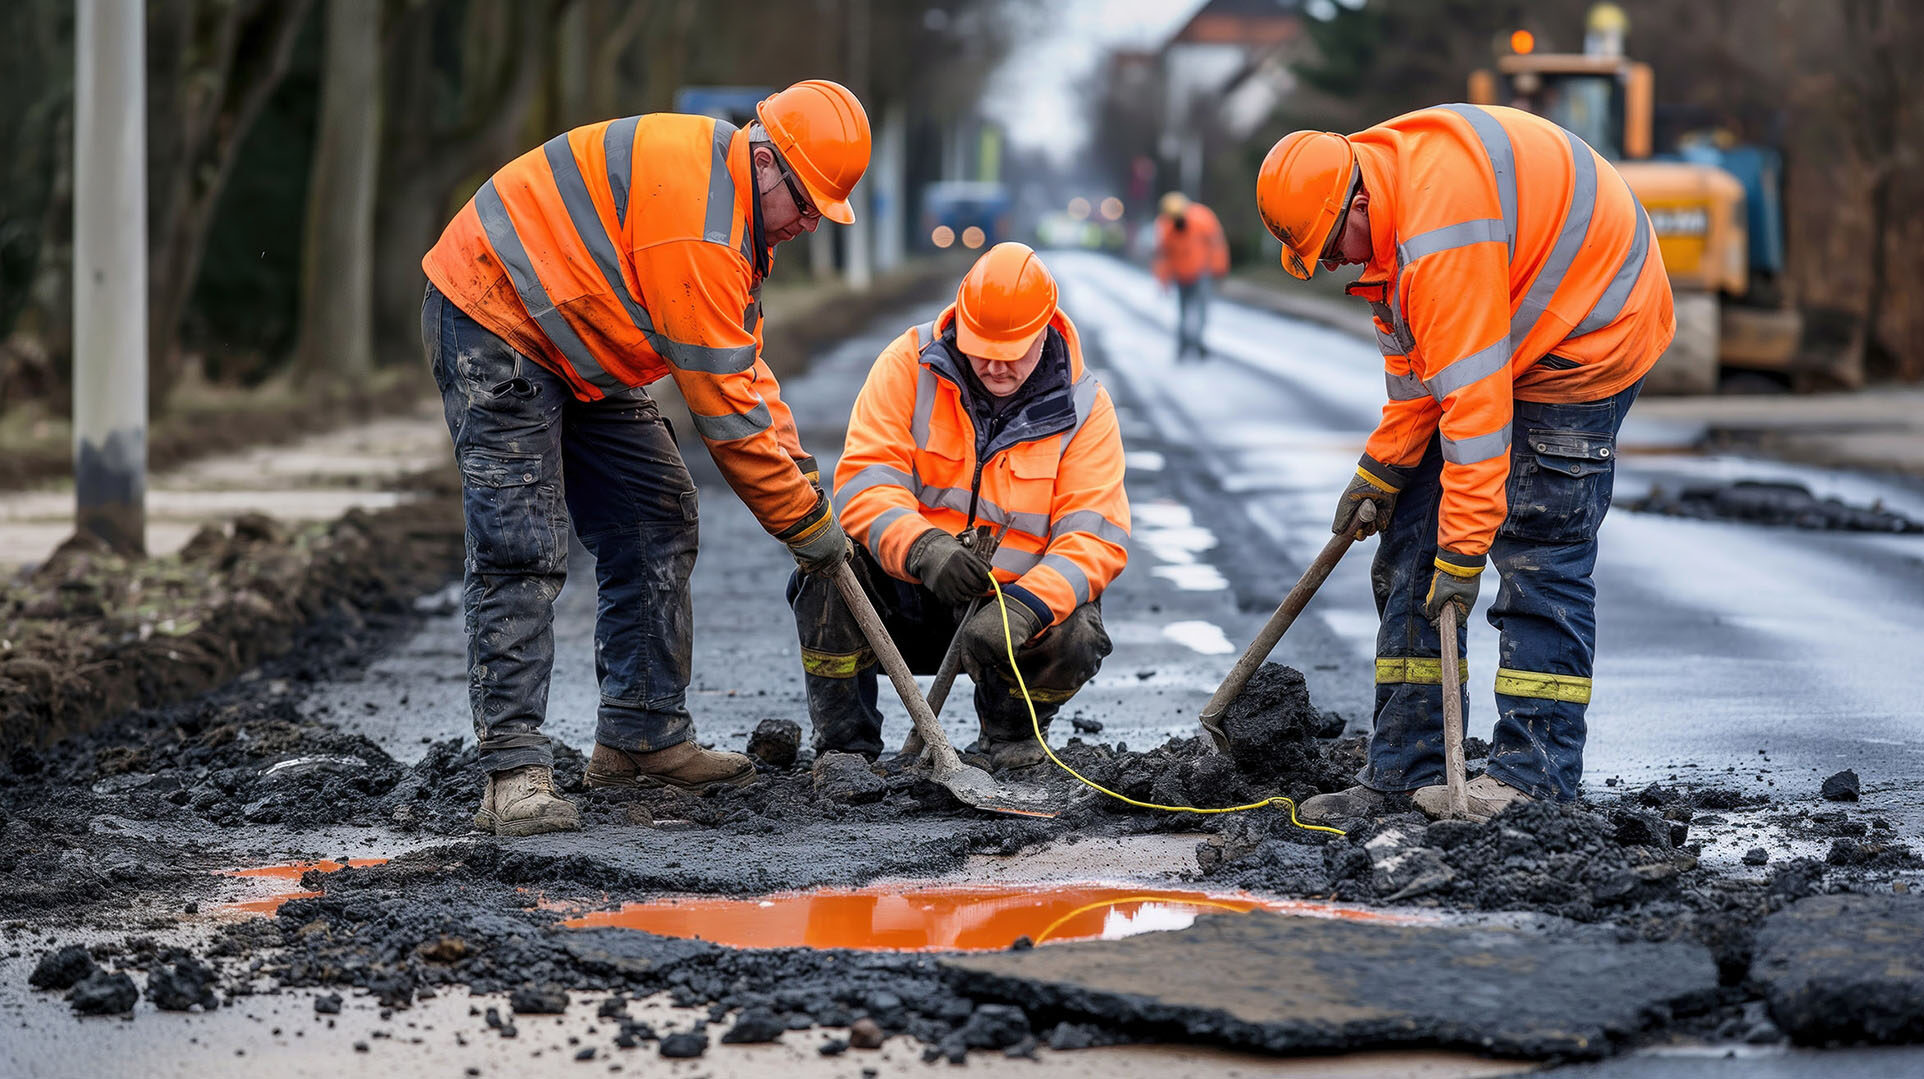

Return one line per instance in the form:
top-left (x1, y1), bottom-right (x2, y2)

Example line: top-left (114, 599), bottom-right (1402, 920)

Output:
top-left (934, 761), bottom-right (1060, 819)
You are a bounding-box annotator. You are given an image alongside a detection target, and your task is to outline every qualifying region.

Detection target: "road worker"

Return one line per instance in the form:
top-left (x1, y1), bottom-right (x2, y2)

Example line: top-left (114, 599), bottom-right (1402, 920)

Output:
top-left (1152, 192), bottom-right (1230, 361)
top-left (419, 80), bottom-right (869, 836)
top-left (791, 243), bottom-right (1130, 770)
top-left (1254, 105), bottom-right (1674, 821)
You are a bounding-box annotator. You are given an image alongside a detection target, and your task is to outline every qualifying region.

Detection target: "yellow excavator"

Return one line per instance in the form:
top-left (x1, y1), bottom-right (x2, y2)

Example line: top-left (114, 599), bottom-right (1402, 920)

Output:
top-left (1469, 4), bottom-right (1839, 392)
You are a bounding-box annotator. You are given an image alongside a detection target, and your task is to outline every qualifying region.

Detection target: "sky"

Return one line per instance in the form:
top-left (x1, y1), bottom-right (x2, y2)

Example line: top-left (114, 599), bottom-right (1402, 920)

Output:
top-left (982, 0), bottom-right (1208, 163)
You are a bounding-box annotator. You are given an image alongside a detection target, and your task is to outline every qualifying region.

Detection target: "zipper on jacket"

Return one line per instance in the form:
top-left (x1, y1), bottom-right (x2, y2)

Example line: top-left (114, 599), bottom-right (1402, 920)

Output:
top-left (963, 410), bottom-right (1013, 530)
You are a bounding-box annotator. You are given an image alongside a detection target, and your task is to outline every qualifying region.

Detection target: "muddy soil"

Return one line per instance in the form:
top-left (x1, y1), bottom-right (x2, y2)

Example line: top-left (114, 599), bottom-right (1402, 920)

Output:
top-left (8, 616), bottom-right (1923, 1067)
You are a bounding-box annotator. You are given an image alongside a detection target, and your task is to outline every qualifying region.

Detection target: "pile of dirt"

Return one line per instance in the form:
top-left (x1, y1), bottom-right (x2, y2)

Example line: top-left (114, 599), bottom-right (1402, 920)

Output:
top-left (0, 475), bottom-right (463, 750)
top-left (1625, 479), bottom-right (1924, 532)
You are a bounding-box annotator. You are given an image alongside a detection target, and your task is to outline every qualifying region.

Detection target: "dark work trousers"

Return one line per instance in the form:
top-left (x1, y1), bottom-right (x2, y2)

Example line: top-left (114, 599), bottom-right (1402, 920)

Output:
top-left (1359, 376), bottom-right (1644, 802)
top-left (423, 284), bottom-right (699, 774)
top-left (1174, 275), bottom-right (1212, 360)
top-left (787, 543), bottom-right (1112, 756)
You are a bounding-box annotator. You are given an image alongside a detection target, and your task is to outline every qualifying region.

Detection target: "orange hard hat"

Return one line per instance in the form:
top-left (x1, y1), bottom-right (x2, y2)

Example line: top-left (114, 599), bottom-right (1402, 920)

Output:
top-left (1255, 130), bottom-right (1357, 280)
top-left (756, 79), bottom-right (871, 225)
top-left (954, 242), bottom-right (1058, 362)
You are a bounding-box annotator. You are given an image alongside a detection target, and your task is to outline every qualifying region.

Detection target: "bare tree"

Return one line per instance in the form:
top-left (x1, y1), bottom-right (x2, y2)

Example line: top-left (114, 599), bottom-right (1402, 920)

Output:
top-left (294, 0), bottom-right (383, 385)
top-left (145, 0), bottom-right (314, 410)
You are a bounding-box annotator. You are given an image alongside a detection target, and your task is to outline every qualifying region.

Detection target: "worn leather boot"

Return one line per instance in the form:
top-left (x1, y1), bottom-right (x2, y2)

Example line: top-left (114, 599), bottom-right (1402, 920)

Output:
top-left (585, 741), bottom-right (756, 792)
top-left (983, 738), bottom-right (1048, 773)
top-left (1296, 783), bottom-right (1406, 824)
top-left (1413, 773), bottom-right (1532, 823)
top-left (473, 765), bottom-right (581, 837)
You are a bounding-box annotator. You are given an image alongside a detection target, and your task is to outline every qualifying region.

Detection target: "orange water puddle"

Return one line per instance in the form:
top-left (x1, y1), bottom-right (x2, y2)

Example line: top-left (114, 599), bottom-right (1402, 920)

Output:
top-left (555, 883), bottom-right (1434, 952)
top-left (218, 858), bottom-right (389, 914)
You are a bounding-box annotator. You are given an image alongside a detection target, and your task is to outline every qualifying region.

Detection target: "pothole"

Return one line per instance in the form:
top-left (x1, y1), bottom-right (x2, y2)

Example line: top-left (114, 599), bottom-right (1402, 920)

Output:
top-left (218, 858), bottom-right (389, 913)
top-left (555, 882), bottom-right (1435, 951)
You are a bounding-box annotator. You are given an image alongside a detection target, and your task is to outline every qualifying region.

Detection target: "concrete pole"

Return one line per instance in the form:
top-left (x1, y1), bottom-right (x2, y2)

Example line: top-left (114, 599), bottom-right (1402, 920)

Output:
top-left (72, 0), bottom-right (148, 556)
top-left (872, 103), bottom-right (906, 274)
top-left (842, 0), bottom-right (872, 288)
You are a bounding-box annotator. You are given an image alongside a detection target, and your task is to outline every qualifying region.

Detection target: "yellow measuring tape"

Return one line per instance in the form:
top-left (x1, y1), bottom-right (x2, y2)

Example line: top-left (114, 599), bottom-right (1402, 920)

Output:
top-left (987, 578), bottom-right (1346, 837)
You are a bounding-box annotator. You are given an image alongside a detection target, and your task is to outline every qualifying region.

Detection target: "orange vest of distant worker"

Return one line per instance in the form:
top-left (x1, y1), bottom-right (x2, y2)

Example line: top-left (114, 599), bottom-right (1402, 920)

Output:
top-left (1153, 204), bottom-right (1230, 286)
top-left (421, 113), bottom-right (819, 535)
top-left (1350, 104), bottom-right (1675, 557)
top-left (833, 308), bottom-right (1130, 627)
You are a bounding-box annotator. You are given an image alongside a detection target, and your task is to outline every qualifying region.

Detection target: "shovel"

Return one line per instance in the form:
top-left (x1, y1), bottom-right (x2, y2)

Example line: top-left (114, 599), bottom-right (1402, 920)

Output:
top-left (1437, 602), bottom-right (1473, 820)
top-left (1198, 501), bottom-right (1376, 752)
top-left (897, 521), bottom-right (1009, 763)
top-left (832, 560), bottom-right (1058, 818)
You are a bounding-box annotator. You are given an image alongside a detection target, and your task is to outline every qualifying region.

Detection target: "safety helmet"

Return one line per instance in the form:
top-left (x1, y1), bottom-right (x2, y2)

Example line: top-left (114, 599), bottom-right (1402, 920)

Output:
top-left (1159, 191), bottom-right (1190, 217)
top-left (755, 79), bottom-right (872, 225)
top-left (1255, 130), bottom-right (1357, 280)
top-left (954, 242), bottom-right (1058, 363)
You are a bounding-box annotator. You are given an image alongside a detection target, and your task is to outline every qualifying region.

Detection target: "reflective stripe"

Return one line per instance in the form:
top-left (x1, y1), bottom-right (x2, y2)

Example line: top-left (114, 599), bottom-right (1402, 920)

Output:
top-left (1005, 682), bottom-right (1078, 704)
top-left (602, 116), bottom-right (637, 228)
top-left (1399, 218), bottom-right (1505, 263)
top-left (1038, 553), bottom-right (1091, 606)
top-left (1385, 369), bottom-right (1428, 400)
top-left (913, 482), bottom-right (1049, 536)
top-left (1511, 127), bottom-right (1597, 355)
top-left (1049, 509), bottom-right (1129, 546)
top-left (656, 338), bottom-right (757, 375)
top-left (545, 132), bottom-right (756, 377)
top-left (473, 179), bottom-right (624, 394)
top-left (1569, 200), bottom-right (1653, 338)
top-left (992, 546), bottom-right (1043, 575)
top-left (689, 398), bottom-right (772, 441)
top-left (702, 120), bottom-right (739, 246)
top-left (1440, 425), bottom-right (1512, 465)
top-left (801, 647), bottom-right (872, 678)
top-left (542, 134), bottom-right (650, 331)
top-left (911, 366), bottom-right (938, 449)
top-left (1438, 104), bottom-right (1517, 261)
top-left (1374, 656), bottom-right (1469, 684)
top-left (1375, 326), bottom-right (1407, 356)
top-left (866, 505), bottom-right (919, 549)
top-left (833, 464), bottom-right (915, 513)
top-left (1494, 667), bottom-right (1593, 704)
top-left (1424, 338), bottom-right (1508, 401)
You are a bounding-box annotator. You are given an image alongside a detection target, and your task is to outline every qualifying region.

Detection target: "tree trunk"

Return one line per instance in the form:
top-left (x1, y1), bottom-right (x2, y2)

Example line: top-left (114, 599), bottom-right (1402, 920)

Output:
top-left (294, 0), bottom-right (382, 386)
top-left (370, 0), bottom-right (556, 365)
top-left (144, 0), bottom-right (312, 414)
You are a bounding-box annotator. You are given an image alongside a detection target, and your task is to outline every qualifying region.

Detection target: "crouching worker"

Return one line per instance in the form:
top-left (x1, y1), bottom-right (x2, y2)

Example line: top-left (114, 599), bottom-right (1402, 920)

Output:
top-left (789, 243), bottom-right (1130, 770)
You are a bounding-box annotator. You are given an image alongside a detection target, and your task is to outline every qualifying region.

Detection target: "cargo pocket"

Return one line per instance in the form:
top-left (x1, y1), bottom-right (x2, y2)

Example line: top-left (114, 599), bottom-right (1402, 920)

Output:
top-left (459, 448), bottom-right (564, 573)
top-left (1500, 428), bottom-right (1616, 544)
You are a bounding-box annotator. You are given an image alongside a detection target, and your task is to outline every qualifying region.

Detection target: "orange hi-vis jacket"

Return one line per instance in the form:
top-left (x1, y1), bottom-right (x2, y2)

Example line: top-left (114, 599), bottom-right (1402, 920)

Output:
top-left (1349, 104), bottom-right (1675, 560)
top-left (833, 307), bottom-right (1130, 628)
top-left (1153, 203), bottom-right (1230, 286)
top-left (422, 113), bottom-right (822, 538)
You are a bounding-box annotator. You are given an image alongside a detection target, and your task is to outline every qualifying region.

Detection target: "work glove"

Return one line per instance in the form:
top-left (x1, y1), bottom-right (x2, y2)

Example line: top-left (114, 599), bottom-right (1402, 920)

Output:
top-left (1332, 460), bottom-right (1407, 539)
top-left (959, 597), bottom-right (1042, 678)
top-left (783, 498), bottom-right (851, 575)
top-left (1423, 551), bottom-right (1485, 624)
top-left (905, 530), bottom-right (994, 607)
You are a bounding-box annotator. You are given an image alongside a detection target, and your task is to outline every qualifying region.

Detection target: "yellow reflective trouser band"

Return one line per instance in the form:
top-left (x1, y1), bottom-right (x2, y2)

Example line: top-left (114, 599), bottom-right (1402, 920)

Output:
top-left (801, 648), bottom-right (872, 678)
top-left (1375, 657), bottom-right (1469, 685)
top-left (1006, 684), bottom-right (1079, 704)
top-left (1494, 667), bottom-right (1593, 704)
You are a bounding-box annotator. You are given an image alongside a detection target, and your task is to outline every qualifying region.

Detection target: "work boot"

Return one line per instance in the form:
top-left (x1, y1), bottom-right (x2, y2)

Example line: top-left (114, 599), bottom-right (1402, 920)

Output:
top-left (1412, 773), bottom-right (1533, 823)
top-left (982, 738), bottom-right (1048, 773)
top-left (584, 741), bottom-right (756, 792)
top-left (473, 765), bottom-right (581, 837)
top-left (1295, 783), bottom-right (1405, 824)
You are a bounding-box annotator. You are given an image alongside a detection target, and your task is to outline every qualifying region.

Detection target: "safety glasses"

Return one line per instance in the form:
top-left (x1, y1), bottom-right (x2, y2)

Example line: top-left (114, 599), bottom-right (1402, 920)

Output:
top-left (774, 151), bottom-right (820, 221)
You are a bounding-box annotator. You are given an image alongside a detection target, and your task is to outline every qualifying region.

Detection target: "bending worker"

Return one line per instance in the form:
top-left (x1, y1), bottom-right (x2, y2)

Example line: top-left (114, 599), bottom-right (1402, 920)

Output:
top-left (420, 80), bottom-right (868, 836)
top-left (791, 243), bottom-right (1129, 770)
top-left (1152, 192), bottom-right (1229, 361)
top-left (1255, 104), bottom-right (1673, 821)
